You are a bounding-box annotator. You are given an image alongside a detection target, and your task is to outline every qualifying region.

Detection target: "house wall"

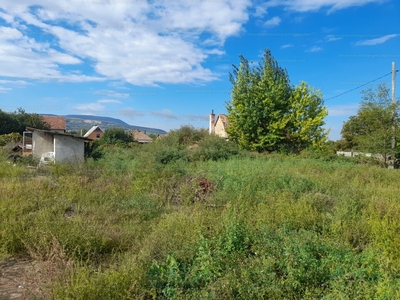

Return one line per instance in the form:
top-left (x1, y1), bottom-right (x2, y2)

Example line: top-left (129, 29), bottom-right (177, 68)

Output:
top-left (32, 131), bottom-right (54, 159)
top-left (54, 136), bottom-right (84, 163)
top-left (86, 129), bottom-right (103, 140)
top-left (214, 118), bottom-right (227, 138)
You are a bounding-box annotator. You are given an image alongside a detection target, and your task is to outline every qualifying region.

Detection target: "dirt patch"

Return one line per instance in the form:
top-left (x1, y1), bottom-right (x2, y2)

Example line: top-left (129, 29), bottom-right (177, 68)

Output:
top-left (0, 258), bottom-right (41, 300)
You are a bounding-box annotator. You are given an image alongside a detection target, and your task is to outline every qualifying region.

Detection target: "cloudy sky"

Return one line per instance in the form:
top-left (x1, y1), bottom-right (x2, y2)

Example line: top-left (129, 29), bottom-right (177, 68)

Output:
top-left (0, 0), bottom-right (399, 140)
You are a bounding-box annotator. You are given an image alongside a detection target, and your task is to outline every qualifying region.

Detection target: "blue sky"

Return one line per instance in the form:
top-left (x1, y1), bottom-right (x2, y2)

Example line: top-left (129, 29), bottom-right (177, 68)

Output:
top-left (0, 0), bottom-right (399, 140)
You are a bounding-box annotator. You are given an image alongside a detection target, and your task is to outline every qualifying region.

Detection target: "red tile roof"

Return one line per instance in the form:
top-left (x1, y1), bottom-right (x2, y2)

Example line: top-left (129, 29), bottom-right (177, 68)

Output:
top-left (41, 116), bottom-right (66, 131)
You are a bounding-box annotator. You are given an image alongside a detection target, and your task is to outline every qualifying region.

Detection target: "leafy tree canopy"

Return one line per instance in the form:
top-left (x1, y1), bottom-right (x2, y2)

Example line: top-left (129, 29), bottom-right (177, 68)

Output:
top-left (340, 83), bottom-right (399, 156)
top-left (0, 108), bottom-right (50, 135)
top-left (226, 49), bottom-right (328, 153)
top-left (98, 128), bottom-right (135, 145)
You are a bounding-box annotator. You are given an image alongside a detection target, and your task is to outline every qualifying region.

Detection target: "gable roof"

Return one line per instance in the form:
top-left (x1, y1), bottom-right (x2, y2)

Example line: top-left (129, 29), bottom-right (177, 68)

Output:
top-left (133, 130), bottom-right (152, 143)
top-left (214, 114), bottom-right (228, 128)
top-left (41, 116), bottom-right (66, 131)
top-left (83, 125), bottom-right (103, 138)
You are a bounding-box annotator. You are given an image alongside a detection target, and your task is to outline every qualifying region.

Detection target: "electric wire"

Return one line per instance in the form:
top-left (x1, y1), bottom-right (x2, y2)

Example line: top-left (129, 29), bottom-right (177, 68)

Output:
top-left (325, 70), bottom-right (398, 102)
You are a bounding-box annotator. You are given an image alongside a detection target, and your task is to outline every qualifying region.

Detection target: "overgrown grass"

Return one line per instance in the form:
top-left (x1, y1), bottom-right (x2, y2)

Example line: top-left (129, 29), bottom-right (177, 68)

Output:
top-left (1, 137), bottom-right (400, 299)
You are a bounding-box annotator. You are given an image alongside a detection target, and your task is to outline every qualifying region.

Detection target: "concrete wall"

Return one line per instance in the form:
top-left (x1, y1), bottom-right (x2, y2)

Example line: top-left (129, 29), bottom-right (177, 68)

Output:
top-left (32, 131), bottom-right (54, 159)
top-left (54, 135), bottom-right (85, 163)
top-left (214, 118), bottom-right (227, 138)
top-left (337, 151), bottom-right (386, 160)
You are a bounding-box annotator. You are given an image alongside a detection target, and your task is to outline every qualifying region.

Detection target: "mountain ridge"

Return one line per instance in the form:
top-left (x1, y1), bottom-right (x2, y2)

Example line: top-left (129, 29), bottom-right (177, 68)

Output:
top-left (41, 114), bottom-right (167, 135)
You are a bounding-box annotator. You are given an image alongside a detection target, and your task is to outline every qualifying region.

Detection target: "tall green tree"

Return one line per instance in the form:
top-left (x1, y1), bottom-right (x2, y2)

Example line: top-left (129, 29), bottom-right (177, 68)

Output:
top-left (226, 49), bottom-right (327, 152)
top-left (12, 108), bottom-right (50, 133)
top-left (340, 83), bottom-right (398, 163)
top-left (283, 82), bottom-right (328, 152)
top-left (0, 108), bottom-right (50, 135)
top-left (0, 109), bottom-right (20, 134)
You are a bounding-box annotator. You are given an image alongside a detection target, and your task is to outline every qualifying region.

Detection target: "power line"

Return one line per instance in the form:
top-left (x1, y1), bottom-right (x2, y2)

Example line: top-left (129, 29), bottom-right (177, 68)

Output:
top-left (325, 70), bottom-right (398, 102)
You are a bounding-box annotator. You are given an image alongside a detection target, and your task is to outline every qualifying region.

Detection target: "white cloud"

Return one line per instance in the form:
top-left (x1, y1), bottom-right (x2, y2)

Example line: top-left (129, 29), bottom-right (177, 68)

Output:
top-left (0, 0), bottom-right (251, 86)
top-left (261, 0), bottom-right (383, 13)
top-left (183, 114), bottom-right (208, 121)
top-left (0, 25), bottom-right (104, 82)
top-left (356, 34), bottom-right (399, 46)
top-left (281, 44), bottom-right (294, 49)
top-left (0, 86), bottom-right (12, 92)
top-left (119, 107), bottom-right (145, 118)
top-left (73, 102), bottom-right (105, 114)
top-left (149, 109), bottom-right (177, 119)
top-left (98, 99), bottom-right (122, 104)
top-left (94, 90), bottom-right (130, 98)
top-left (326, 34), bottom-right (342, 42)
top-left (328, 103), bottom-right (359, 116)
top-left (264, 16), bottom-right (281, 27)
top-left (0, 79), bottom-right (29, 86)
top-left (306, 46), bottom-right (323, 52)
top-left (0, 11), bottom-right (14, 23)
top-left (253, 5), bottom-right (268, 18)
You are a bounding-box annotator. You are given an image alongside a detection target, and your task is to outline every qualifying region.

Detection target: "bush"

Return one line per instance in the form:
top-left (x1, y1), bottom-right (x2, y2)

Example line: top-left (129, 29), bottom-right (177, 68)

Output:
top-left (159, 125), bottom-right (207, 148)
top-left (0, 132), bottom-right (22, 146)
top-left (98, 128), bottom-right (135, 146)
top-left (189, 135), bottom-right (239, 161)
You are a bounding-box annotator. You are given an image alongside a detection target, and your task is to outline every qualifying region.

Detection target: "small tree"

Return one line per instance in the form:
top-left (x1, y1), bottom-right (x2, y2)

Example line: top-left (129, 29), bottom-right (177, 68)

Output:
top-left (0, 109), bottom-right (20, 135)
top-left (160, 126), bottom-right (207, 148)
top-left (98, 128), bottom-right (134, 145)
top-left (12, 108), bottom-right (50, 133)
top-left (340, 83), bottom-right (399, 165)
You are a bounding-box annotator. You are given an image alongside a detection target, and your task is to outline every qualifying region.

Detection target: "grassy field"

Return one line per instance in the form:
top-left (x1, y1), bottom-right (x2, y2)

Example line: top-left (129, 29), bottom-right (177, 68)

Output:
top-left (1, 135), bottom-right (400, 299)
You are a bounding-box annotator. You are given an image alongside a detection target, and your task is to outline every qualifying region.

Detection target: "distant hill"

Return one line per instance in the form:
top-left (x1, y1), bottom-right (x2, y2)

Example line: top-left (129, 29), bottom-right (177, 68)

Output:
top-left (41, 114), bottom-right (167, 135)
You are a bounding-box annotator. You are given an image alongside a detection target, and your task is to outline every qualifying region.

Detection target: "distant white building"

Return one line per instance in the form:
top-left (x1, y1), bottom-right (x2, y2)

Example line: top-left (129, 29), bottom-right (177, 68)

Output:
top-left (209, 110), bottom-right (228, 138)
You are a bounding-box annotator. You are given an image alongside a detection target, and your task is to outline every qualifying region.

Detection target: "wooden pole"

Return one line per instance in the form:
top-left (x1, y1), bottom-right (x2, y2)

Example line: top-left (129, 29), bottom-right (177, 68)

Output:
top-left (391, 62), bottom-right (396, 168)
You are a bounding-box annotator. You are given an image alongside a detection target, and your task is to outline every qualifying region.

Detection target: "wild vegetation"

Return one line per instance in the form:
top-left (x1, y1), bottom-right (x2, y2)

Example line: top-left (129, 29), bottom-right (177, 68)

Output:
top-left (1, 126), bottom-right (400, 299)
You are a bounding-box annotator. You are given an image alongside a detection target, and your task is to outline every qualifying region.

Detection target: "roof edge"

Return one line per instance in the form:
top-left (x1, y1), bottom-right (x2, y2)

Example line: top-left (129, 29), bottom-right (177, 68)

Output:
top-left (26, 127), bottom-right (93, 141)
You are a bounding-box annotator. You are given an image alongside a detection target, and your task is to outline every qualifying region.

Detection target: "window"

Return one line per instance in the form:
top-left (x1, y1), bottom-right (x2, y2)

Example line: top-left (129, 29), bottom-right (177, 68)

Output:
top-left (96, 133), bottom-right (101, 138)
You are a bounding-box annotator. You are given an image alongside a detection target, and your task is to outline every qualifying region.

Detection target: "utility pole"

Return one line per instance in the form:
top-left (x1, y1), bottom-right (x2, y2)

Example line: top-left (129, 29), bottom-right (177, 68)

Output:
top-left (390, 62), bottom-right (397, 169)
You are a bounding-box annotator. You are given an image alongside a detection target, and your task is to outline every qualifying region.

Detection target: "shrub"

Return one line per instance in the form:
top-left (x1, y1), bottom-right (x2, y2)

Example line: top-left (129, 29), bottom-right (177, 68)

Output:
top-left (159, 125), bottom-right (207, 148)
top-left (156, 147), bottom-right (188, 165)
top-left (98, 128), bottom-right (134, 146)
top-left (189, 135), bottom-right (239, 162)
top-left (0, 132), bottom-right (22, 146)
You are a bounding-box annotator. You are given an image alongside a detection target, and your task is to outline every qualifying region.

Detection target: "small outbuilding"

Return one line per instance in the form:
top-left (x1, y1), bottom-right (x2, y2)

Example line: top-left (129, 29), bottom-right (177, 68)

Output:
top-left (26, 127), bottom-right (91, 164)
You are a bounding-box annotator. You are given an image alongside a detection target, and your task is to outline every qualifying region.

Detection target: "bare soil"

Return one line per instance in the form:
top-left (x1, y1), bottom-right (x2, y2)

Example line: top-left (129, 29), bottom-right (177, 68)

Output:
top-left (0, 258), bottom-right (41, 300)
